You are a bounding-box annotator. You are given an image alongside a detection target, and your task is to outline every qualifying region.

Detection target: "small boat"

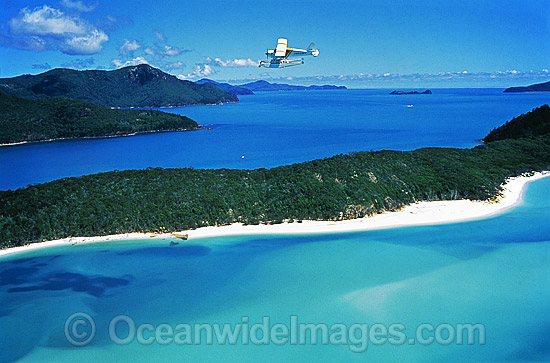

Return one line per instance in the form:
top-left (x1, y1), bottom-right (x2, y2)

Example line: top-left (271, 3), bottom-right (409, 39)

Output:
top-left (407, 104), bottom-right (414, 108)
top-left (171, 232), bottom-right (188, 240)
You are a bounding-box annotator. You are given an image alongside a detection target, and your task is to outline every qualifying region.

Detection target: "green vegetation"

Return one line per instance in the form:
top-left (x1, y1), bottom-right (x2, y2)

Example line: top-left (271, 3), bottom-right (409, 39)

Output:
top-left (0, 92), bottom-right (198, 144)
top-left (504, 80), bottom-right (550, 93)
top-left (0, 64), bottom-right (238, 107)
top-left (1, 105), bottom-right (549, 248)
top-left (483, 105), bottom-right (550, 142)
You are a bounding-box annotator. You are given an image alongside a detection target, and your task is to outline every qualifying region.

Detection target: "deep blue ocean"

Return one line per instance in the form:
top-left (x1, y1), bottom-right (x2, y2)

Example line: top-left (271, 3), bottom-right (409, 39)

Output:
top-left (1, 88), bottom-right (548, 190)
top-left (0, 89), bottom-right (549, 362)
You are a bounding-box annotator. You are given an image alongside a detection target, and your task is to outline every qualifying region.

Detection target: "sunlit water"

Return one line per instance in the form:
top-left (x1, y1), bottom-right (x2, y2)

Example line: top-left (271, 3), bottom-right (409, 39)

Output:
top-left (1, 177), bottom-right (549, 362)
top-left (1, 89), bottom-right (548, 190)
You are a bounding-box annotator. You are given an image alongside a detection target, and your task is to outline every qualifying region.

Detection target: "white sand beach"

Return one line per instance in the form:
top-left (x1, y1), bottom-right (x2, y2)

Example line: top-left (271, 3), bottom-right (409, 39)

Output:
top-left (1, 171), bottom-right (548, 258)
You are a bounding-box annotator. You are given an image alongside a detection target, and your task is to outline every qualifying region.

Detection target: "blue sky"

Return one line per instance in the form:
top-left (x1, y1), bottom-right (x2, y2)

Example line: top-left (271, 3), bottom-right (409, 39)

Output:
top-left (1, 0), bottom-right (549, 87)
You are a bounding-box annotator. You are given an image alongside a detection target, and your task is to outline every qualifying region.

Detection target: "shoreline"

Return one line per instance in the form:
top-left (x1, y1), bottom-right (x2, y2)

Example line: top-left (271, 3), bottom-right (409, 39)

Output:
top-left (0, 100), bottom-right (239, 148)
top-left (0, 127), bottom-right (201, 148)
top-left (1, 171), bottom-right (548, 258)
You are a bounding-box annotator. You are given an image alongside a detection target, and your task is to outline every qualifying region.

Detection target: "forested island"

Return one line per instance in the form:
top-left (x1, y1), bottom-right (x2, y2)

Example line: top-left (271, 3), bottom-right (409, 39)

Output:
top-left (483, 104), bottom-right (550, 142)
top-left (1, 105), bottom-right (549, 248)
top-left (0, 64), bottom-right (238, 107)
top-left (0, 92), bottom-right (198, 145)
top-left (504, 80), bottom-right (550, 93)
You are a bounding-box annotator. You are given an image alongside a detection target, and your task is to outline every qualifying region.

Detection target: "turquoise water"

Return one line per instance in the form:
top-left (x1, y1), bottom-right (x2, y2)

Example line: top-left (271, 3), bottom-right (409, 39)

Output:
top-left (1, 177), bottom-right (549, 362)
top-left (1, 88), bottom-right (548, 190)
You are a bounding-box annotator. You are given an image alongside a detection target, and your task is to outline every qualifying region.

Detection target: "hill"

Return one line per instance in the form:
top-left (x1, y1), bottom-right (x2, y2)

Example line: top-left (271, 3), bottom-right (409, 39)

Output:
top-left (238, 80), bottom-right (347, 92)
top-left (483, 104), bottom-right (550, 142)
top-left (196, 79), bottom-right (254, 95)
top-left (0, 92), bottom-right (198, 144)
top-left (1, 106), bottom-right (549, 247)
top-left (504, 80), bottom-right (550, 93)
top-left (0, 65), bottom-right (238, 108)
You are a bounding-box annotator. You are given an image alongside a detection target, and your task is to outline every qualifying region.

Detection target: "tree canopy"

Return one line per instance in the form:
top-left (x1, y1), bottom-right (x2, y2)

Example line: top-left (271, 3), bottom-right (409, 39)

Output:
top-left (0, 92), bottom-right (198, 144)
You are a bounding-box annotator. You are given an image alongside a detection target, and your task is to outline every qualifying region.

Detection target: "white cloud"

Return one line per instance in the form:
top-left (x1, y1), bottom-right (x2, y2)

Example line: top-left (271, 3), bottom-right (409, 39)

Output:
top-left (161, 45), bottom-right (181, 56)
top-left (208, 57), bottom-right (258, 67)
top-left (119, 39), bottom-right (141, 55)
top-left (143, 45), bottom-right (189, 58)
top-left (11, 6), bottom-right (85, 35)
top-left (177, 64), bottom-right (215, 79)
top-left (111, 56), bottom-right (149, 68)
top-left (60, 0), bottom-right (97, 12)
top-left (7, 5), bottom-right (108, 55)
top-left (163, 61), bottom-right (185, 70)
top-left (193, 64), bottom-right (214, 76)
top-left (63, 29), bottom-right (108, 54)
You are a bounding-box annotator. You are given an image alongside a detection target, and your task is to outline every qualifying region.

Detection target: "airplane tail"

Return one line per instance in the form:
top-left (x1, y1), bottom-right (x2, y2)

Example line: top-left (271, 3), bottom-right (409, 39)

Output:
top-left (307, 42), bottom-right (319, 57)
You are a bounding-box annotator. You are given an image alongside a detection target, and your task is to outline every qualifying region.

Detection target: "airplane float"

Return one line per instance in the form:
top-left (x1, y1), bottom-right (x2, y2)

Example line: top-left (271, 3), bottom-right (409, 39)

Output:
top-left (259, 38), bottom-right (319, 68)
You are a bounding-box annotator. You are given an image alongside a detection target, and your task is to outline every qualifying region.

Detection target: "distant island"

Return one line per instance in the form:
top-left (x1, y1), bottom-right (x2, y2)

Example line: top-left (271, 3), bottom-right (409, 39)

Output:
top-left (503, 80), bottom-right (550, 93)
top-left (238, 80), bottom-right (347, 92)
top-left (0, 92), bottom-right (198, 145)
top-left (390, 90), bottom-right (432, 95)
top-left (196, 79), bottom-right (254, 95)
top-left (0, 64), bottom-right (238, 108)
top-left (1, 104), bottom-right (549, 248)
top-left (194, 79), bottom-right (347, 94)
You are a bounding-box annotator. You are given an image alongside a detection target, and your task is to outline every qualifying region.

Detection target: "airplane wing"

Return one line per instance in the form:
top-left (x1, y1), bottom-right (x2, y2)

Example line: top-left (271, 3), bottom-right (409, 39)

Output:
top-left (274, 38), bottom-right (288, 58)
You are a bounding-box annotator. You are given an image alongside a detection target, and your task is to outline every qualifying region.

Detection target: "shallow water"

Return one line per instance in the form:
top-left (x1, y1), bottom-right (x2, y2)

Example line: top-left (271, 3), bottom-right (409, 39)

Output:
top-left (1, 177), bottom-right (549, 362)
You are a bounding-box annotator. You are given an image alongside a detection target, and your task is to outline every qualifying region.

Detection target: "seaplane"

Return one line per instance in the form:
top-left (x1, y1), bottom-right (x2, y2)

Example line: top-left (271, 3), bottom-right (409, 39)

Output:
top-left (259, 38), bottom-right (319, 68)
